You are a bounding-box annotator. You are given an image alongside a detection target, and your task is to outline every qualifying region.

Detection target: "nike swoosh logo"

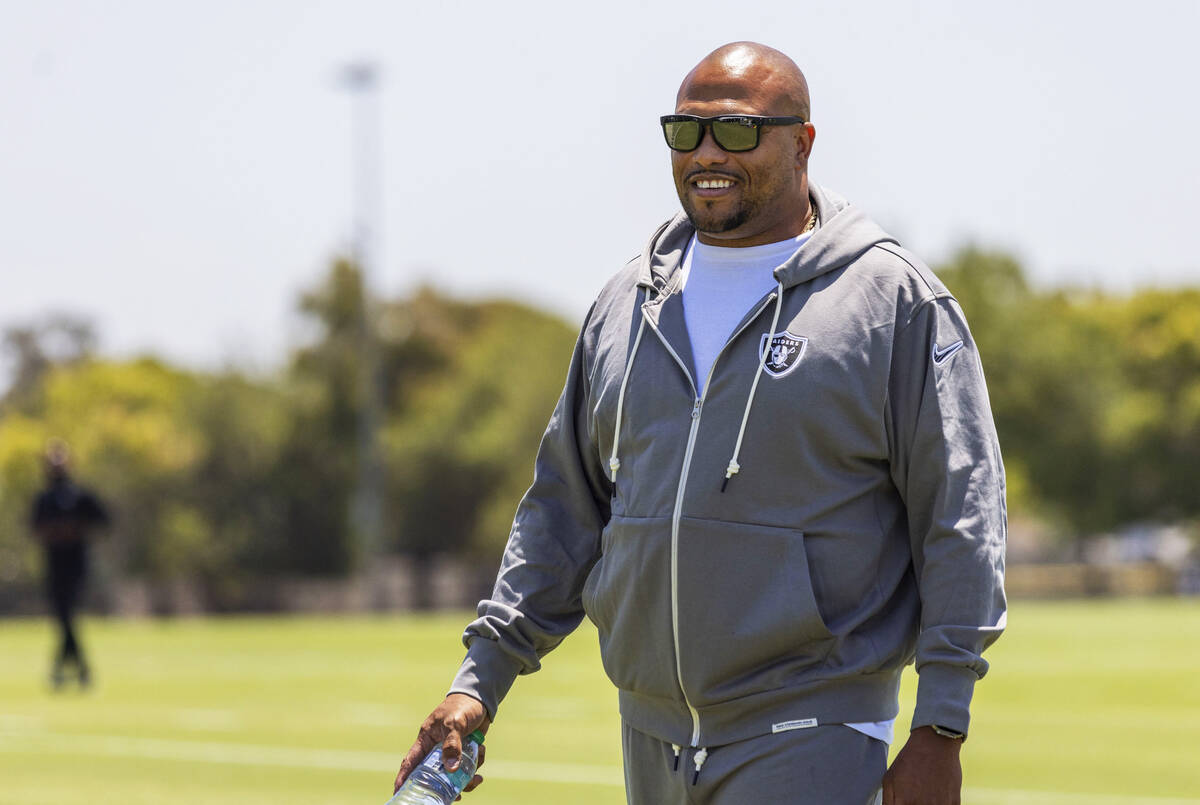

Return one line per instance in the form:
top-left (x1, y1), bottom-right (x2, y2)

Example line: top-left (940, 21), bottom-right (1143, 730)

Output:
top-left (931, 340), bottom-right (965, 365)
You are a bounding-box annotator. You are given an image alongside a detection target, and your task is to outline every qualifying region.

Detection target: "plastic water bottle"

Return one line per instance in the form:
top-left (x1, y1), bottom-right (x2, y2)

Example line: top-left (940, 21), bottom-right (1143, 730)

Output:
top-left (386, 730), bottom-right (485, 805)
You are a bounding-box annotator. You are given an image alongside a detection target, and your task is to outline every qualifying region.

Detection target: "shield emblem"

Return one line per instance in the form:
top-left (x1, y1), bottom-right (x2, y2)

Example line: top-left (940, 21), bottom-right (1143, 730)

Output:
top-left (759, 330), bottom-right (808, 378)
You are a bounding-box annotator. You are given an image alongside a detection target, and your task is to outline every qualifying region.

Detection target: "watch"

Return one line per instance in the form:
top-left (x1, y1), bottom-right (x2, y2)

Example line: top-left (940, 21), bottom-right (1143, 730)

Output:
top-left (931, 724), bottom-right (965, 740)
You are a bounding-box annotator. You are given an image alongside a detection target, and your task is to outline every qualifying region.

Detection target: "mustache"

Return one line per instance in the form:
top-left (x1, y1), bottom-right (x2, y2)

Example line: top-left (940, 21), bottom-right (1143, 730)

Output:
top-left (684, 169), bottom-right (741, 182)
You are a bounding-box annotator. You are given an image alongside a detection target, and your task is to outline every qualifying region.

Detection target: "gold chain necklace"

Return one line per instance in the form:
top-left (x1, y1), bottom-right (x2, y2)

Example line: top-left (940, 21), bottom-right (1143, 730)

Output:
top-left (801, 204), bottom-right (817, 234)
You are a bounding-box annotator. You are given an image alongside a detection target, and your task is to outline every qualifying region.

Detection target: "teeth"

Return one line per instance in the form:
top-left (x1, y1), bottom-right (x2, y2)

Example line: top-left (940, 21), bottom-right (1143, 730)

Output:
top-left (696, 179), bottom-right (733, 189)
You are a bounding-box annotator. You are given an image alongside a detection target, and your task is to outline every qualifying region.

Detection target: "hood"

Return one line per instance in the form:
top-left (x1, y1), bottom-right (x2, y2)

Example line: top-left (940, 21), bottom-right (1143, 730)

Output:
top-left (636, 182), bottom-right (899, 292)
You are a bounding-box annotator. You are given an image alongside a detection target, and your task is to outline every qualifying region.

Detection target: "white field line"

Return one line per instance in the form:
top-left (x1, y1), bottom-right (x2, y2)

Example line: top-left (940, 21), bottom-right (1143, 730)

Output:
top-left (964, 789), bottom-right (1200, 805)
top-left (2, 731), bottom-right (1198, 803)
top-left (0, 731), bottom-right (625, 787)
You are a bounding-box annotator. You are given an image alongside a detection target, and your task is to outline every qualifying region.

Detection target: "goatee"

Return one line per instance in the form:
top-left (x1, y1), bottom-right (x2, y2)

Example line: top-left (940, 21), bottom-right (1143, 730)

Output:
top-left (681, 199), bottom-right (752, 235)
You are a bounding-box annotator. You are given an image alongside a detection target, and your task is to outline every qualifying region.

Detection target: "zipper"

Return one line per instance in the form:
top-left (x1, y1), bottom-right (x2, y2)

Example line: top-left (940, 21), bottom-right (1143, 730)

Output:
top-left (671, 395), bottom-right (704, 745)
top-left (640, 311), bottom-right (704, 745)
top-left (642, 292), bottom-right (777, 748)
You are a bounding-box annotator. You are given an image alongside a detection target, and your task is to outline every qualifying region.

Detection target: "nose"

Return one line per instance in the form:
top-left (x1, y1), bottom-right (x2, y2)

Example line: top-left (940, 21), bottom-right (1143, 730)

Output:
top-left (692, 125), bottom-right (728, 166)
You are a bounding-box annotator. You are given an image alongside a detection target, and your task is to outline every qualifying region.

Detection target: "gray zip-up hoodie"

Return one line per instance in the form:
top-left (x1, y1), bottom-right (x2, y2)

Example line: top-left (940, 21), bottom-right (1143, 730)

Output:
top-left (451, 183), bottom-right (1006, 750)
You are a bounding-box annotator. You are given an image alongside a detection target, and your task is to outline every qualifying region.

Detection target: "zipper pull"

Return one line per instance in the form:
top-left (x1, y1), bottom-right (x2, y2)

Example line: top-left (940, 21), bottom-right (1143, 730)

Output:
top-left (691, 398), bottom-right (702, 419)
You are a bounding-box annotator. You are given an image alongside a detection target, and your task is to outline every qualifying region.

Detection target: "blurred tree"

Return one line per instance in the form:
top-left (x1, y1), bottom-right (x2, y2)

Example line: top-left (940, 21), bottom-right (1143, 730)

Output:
top-left (0, 354), bottom-right (295, 609)
top-left (186, 373), bottom-right (291, 605)
top-left (940, 247), bottom-right (1200, 546)
top-left (275, 258), bottom-right (366, 576)
top-left (0, 358), bottom-right (205, 600)
top-left (1097, 290), bottom-right (1200, 526)
top-left (2, 313), bottom-right (97, 410)
top-left (378, 289), bottom-right (575, 606)
top-left (941, 249), bottom-right (1122, 540)
top-left (3, 251), bottom-right (1194, 613)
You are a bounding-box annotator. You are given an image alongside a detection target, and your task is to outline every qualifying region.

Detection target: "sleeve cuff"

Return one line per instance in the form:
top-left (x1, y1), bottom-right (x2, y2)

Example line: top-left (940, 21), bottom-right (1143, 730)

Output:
top-left (911, 662), bottom-right (979, 738)
top-left (448, 638), bottom-right (526, 721)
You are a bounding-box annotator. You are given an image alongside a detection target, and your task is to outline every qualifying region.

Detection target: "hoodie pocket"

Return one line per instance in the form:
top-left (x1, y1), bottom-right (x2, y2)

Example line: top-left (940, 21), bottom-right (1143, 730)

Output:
top-left (581, 515), bottom-right (680, 700)
top-left (675, 517), bottom-right (834, 704)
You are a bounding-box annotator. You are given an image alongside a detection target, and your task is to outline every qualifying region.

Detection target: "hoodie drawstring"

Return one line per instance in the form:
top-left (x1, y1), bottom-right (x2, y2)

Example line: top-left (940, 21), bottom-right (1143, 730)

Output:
top-left (609, 287), bottom-right (650, 481)
top-left (722, 281), bottom-right (786, 492)
top-left (671, 743), bottom-right (681, 771)
top-left (691, 747), bottom-right (709, 785)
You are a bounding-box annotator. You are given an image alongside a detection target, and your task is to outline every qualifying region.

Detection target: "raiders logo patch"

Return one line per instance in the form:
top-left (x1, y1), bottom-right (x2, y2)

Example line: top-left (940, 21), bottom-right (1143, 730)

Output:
top-left (759, 330), bottom-right (808, 378)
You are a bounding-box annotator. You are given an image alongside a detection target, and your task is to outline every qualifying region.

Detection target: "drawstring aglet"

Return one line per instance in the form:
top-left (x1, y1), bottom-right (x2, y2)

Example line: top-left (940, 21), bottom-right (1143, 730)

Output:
top-left (671, 744), bottom-right (681, 772)
top-left (721, 461), bottom-right (739, 493)
top-left (691, 747), bottom-right (708, 785)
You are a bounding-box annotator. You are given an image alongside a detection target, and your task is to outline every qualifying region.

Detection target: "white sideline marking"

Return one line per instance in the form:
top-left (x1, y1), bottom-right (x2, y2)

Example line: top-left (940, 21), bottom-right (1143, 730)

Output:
top-left (0, 715), bottom-right (43, 730)
top-left (2, 731), bottom-right (1199, 802)
top-left (965, 789), bottom-right (1200, 805)
top-left (0, 731), bottom-right (625, 787)
top-left (174, 707), bottom-right (241, 732)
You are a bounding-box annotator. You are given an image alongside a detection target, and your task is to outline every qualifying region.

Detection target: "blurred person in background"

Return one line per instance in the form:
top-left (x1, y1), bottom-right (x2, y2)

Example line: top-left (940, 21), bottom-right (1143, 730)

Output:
top-left (30, 439), bottom-right (109, 690)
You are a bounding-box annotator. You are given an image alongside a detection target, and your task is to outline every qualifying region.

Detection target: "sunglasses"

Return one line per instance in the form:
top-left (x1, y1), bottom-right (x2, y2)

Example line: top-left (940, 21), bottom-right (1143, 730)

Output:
top-left (660, 114), bottom-right (807, 153)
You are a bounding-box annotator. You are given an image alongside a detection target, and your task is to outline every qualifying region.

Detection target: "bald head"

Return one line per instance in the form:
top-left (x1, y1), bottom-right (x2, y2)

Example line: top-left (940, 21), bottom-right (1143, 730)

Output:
top-left (677, 42), bottom-right (810, 121)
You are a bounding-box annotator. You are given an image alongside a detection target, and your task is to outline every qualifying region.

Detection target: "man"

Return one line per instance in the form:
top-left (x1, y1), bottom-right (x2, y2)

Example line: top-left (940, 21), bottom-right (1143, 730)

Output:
top-left (30, 440), bottom-right (110, 689)
top-left (396, 42), bottom-right (1006, 804)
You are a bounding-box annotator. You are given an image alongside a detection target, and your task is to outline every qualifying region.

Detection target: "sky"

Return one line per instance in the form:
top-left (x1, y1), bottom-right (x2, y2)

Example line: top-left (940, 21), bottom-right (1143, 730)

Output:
top-left (2, 0), bottom-right (1197, 374)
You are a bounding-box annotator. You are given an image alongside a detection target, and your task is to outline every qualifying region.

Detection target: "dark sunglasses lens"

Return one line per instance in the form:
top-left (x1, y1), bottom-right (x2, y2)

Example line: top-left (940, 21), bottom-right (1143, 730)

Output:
top-left (711, 119), bottom-right (759, 151)
top-left (664, 120), bottom-right (703, 151)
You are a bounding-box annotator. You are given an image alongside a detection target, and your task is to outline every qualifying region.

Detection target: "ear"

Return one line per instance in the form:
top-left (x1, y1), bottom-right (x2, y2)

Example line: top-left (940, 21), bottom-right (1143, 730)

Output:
top-left (795, 123), bottom-right (816, 166)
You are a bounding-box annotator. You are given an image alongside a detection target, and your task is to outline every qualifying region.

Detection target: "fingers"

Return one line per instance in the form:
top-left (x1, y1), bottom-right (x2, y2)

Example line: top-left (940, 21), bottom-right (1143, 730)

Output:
top-left (438, 694), bottom-right (489, 772)
top-left (453, 775), bottom-right (485, 801)
top-left (442, 727), bottom-right (464, 771)
top-left (395, 713), bottom-right (447, 792)
top-left (395, 695), bottom-right (489, 792)
top-left (452, 746), bottom-right (487, 798)
top-left (881, 773), bottom-right (894, 805)
top-left (395, 732), bottom-right (436, 792)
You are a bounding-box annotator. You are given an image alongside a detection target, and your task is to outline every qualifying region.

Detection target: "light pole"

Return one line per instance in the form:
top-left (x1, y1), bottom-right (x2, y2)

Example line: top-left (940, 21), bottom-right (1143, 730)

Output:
top-left (339, 61), bottom-right (386, 587)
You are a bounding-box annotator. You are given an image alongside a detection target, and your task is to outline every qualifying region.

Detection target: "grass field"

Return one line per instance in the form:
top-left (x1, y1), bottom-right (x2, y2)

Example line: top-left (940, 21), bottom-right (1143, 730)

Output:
top-left (1, 599), bottom-right (1198, 804)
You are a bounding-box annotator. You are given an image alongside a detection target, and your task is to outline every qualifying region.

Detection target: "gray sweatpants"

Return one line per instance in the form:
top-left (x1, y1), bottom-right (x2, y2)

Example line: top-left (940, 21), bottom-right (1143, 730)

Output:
top-left (622, 722), bottom-right (886, 805)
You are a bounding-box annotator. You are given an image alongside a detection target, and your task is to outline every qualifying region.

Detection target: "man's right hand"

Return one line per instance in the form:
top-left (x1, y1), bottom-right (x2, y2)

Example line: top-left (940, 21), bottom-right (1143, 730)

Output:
top-left (394, 693), bottom-right (491, 796)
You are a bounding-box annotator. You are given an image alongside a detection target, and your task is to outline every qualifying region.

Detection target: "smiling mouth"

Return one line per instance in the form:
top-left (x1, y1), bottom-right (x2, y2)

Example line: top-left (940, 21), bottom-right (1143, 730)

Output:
top-left (688, 173), bottom-right (740, 198)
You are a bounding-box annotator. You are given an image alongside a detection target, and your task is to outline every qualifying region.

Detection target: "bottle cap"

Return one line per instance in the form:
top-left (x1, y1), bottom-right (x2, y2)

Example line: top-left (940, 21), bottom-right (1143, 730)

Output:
top-left (468, 729), bottom-right (486, 745)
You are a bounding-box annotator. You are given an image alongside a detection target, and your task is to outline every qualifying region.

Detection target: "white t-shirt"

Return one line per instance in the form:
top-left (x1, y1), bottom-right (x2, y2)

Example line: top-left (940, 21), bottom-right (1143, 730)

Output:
top-left (680, 233), bottom-right (805, 392)
top-left (680, 231), bottom-right (896, 747)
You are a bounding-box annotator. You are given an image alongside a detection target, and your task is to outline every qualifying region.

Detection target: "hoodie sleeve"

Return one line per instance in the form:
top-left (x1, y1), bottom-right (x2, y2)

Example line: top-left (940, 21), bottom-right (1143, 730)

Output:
top-left (887, 294), bottom-right (1007, 738)
top-left (449, 308), bottom-right (612, 719)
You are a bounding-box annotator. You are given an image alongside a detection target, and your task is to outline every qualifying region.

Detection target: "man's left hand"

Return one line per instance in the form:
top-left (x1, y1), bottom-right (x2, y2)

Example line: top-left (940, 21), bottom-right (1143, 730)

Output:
top-left (881, 725), bottom-right (963, 805)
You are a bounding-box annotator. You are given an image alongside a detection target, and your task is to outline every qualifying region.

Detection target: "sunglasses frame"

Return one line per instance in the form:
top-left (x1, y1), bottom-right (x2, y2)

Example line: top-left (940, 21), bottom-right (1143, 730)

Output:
top-left (659, 114), bottom-right (808, 153)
